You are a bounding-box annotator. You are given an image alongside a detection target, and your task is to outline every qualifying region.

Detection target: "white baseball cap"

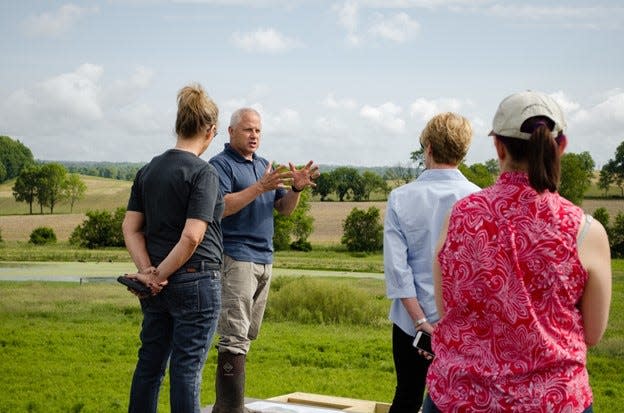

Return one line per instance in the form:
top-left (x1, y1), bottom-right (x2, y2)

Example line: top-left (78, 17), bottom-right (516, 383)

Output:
top-left (489, 91), bottom-right (567, 140)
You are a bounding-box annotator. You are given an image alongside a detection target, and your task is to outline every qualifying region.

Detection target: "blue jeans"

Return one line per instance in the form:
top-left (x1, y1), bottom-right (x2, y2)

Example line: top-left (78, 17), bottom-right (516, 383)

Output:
top-left (422, 395), bottom-right (594, 413)
top-left (128, 270), bottom-right (221, 413)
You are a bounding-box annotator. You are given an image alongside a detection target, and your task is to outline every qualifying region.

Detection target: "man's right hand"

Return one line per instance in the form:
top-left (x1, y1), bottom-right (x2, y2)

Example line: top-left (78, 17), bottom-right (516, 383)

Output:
top-left (257, 162), bottom-right (293, 192)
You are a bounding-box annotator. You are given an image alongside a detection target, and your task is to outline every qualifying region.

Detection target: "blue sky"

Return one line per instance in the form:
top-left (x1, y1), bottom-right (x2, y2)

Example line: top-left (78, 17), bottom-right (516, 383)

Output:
top-left (1, 0), bottom-right (623, 168)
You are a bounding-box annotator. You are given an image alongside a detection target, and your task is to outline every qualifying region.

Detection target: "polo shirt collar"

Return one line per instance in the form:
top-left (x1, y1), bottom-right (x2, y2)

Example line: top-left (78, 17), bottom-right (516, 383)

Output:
top-left (224, 143), bottom-right (256, 163)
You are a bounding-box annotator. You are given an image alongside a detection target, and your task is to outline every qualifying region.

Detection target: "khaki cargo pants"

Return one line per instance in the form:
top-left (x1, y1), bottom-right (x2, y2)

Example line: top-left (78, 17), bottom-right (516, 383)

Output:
top-left (216, 255), bottom-right (272, 354)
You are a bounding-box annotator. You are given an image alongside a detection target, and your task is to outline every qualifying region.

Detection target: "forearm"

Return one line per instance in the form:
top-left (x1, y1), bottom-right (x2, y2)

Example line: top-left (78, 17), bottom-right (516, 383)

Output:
top-left (155, 235), bottom-right (200, 281)
top-left (155, 219), bottom-right (208, 281)
top-left (275, 190), bottom-right (301, 215)
top-left (124, 232), bottom-right (152, 272)
top-left (223, 183), bottom-right (263, 217)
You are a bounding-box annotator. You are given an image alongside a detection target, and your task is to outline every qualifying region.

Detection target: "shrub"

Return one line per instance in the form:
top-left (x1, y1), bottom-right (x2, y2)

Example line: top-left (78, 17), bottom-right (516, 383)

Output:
top-left (610, 212), bottom-right (624, 258)
top-left (273, 189), bottom-right (314, 251)
top-left (29, 226), bottom-right (57, 245)
top-left (266, 277), bottom-right (387, 326)
top-left (70, 207), bottom-right (125, 249)
top-left (341, 206), bottom-right (383, 252)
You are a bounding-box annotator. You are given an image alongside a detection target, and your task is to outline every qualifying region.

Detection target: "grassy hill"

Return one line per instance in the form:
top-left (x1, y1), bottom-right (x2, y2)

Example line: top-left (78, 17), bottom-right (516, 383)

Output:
top-left (0, 175), bottom-right (132, 215)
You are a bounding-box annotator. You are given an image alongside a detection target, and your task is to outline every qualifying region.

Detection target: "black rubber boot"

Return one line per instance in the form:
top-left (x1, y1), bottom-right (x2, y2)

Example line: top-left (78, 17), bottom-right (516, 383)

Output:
top-left (212, 352), bottom-right (257, 413)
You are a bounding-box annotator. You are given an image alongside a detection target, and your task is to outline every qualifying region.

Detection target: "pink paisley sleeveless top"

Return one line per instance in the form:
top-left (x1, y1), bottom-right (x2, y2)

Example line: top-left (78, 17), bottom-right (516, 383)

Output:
top-left (427, 172), bottom-right (591, 412)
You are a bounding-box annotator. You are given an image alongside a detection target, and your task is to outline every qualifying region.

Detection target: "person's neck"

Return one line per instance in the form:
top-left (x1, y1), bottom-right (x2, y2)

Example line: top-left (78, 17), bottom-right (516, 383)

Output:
top-left (175, 137), bottom-right (205, 157)
top-left (426, 160), bottom-right (457, 170)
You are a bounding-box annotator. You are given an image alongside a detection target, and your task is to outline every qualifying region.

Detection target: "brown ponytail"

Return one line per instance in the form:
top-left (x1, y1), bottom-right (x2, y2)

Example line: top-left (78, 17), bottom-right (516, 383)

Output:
top-left (496, 116), bottom-right (561, 193)
top-left (527, 123), bottom-right (560, 192)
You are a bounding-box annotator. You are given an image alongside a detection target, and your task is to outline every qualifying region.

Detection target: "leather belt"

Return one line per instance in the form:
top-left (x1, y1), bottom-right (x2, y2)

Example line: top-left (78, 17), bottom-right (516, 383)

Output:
top-left (173, 261), bottom-right (221, 275)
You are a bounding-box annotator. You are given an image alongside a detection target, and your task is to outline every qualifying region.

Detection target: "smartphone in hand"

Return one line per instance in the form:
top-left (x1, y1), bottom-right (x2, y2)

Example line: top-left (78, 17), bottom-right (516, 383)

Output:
top-left (117, 275), bottom-right (151, 295)
top-left (413, 330), bottom-right (434, 358)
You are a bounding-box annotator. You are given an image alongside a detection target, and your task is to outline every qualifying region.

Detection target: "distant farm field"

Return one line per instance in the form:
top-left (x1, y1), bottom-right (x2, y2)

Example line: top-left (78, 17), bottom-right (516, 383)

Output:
top-left (2, 175), bottom-right (624, 243)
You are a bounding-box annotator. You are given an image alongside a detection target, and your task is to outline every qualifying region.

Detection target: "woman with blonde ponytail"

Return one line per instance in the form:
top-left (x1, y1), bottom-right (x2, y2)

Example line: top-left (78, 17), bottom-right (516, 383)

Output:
top-left (121, 83), bottom-right (223, 413)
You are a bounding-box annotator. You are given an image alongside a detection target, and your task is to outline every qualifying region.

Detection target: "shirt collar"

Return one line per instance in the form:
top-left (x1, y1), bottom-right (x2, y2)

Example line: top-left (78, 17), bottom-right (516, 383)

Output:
top-left (224, 143), bottom-right (256, 163)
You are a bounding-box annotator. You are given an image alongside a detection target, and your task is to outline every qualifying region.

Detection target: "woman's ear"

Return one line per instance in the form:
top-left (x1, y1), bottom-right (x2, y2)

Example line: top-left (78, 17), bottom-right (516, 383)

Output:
top-left (494, 136), bottom-right (506, 162)
top-left (557, 135), bottom-right (567, 155)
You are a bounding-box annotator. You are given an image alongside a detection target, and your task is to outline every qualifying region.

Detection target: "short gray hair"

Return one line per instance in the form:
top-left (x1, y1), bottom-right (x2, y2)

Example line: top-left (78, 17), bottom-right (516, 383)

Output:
top-left (230, 107), bottom-right (261, 128)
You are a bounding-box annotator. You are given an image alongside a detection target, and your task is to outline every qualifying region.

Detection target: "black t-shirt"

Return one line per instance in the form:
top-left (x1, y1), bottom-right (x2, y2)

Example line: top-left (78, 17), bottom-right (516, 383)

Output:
top-left (127, 149), bottom-right (224, 267)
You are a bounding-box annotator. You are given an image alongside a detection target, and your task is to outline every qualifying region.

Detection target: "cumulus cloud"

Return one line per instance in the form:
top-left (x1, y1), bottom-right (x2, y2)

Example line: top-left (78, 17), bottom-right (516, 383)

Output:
top-left (231, 28), bottom-right (301, 53)
top-left (102, 66), bottom-right (154, 108)
top-left (22, 3), bottom-right (99, 36)
top-left (360, 102), bottom-right (406, 134)
top-left (0, 64), bottom-right (165, 161)
top-left (369, 12), bottom-right (420, 42)
top-left (564, 91), bottom-right (624, 166)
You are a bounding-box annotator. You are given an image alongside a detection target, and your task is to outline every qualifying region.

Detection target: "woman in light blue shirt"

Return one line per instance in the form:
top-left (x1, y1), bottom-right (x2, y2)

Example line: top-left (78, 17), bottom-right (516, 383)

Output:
top-left (383, 112), bottom-right (480, 412)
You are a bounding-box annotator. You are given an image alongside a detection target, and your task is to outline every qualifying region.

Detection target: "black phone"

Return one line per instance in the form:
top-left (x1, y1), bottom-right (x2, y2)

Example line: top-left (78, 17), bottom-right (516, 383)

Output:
top-left (413, 330), bottom-right (434, 358)
top-left (117, 276), bottom-right (151, 295)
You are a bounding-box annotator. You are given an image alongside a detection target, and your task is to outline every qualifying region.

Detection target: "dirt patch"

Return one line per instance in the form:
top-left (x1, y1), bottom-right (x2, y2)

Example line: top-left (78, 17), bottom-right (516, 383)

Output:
top-left (0, 214), bottom-right (86, 241)
top-left (309, 201), bottom-right (386, 244)
top-left (1, 199), bottom-right (622, 243)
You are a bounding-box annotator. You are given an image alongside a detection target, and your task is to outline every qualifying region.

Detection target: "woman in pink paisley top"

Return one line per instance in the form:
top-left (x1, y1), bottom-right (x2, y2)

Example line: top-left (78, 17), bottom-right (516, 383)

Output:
top-left (423, 91), bottom-right (612, 413)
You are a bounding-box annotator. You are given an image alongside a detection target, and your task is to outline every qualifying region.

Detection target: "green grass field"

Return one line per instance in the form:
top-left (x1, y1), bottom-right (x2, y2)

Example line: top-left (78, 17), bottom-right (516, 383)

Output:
top-left (1, 175), bottom-right (623, 412)
top-left (0, 266), bottom-right (622, 412)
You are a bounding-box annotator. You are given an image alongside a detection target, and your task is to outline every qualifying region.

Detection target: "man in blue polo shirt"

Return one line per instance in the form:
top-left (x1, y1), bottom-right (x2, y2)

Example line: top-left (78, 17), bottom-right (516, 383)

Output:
top-left (209, 107), bottom-right (319, 413)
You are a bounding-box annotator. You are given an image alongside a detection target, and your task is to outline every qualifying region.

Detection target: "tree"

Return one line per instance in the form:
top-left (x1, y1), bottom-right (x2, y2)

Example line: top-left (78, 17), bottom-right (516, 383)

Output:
top-left (312, 172), bottom-right (335, 201)
top-left (0, 135), bottom-right (34, 182)
top-left (598, 165), bottom-right (615, 196)
top-left (459, 162), bottom-right (495, 188)
top-left (602, 141), bottom-right (624, 197)
top-left (558, 151), bottom-right (595, 205)
top-left (62, 173), bottom-right (87, 212)
top-left (69, 207), bottom-right (126, 248)
top-left (332, 167), bottom-right (361, 201)
top-left (341, 206), bottom-right (383, 252)
top-left (484, 159), bottom-right (500, 175)
top-left (383, 163), bottom-right (417, 188)
top-left (409, 148), bottom-right (426, 172)
top-left (12, 165), bottom-right (43, 214)
top-left (38, 163), bottom-right (68, 214)
top-left (361, 171), bottom-right (387, 201)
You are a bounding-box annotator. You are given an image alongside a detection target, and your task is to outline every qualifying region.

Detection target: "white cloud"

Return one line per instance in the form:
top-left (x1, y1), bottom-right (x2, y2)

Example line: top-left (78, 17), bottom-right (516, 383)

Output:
top-left (22, 4), bottom-right (99, 36)
top-left (565, 92), bottom-right (624, 166)
top-left (102, 66), bottom-right (154, 108)
top-left (369, 12), bottom-right (420, 42)
top-left (409, 97), bottom-right (466, 121)
top-left (334, 1), bottom-right (361, 45)
top-left (360, 102), bottom-right (406, 134)
top-left (231, 28), bottom-right (301, 53)
top-left (323, 93), bottom-right (357, 110)
top-left (0, 64), bottom-right (166, 162)
top-left (549, 91), bottom-right (581, 116)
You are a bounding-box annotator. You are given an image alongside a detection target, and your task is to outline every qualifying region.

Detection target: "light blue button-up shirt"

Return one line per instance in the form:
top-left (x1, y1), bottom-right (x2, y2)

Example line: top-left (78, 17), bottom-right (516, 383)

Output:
top-left (383, 169), bottom-right (480, 336)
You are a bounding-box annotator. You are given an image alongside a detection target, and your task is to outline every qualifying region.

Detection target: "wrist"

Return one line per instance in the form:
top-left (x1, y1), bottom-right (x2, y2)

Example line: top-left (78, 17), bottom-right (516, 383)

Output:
top-left (292, 185), bottom-right (304, 193)
top-left (414, 317), bottom-right (428, 329)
